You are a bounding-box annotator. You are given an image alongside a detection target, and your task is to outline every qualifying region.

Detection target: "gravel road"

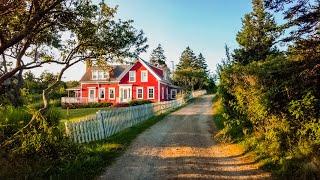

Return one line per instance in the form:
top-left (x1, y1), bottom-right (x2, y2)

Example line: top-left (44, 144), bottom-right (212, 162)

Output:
top-left (99, 95), bottom-right (271, 180)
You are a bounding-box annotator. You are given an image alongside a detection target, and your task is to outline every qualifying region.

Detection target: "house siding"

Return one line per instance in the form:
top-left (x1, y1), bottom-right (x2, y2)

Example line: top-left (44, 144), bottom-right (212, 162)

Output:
top-left (77, 60), bottom-right (178, 104)
top-left (81, 83), bottom-right (119, 104)
top-left (120, 61), bottom-right (159, 103)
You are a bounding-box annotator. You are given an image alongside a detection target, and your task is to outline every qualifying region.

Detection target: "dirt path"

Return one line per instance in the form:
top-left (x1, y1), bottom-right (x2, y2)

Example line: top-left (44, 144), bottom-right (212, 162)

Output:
top-left (99, 95), bottom-right (271, 180)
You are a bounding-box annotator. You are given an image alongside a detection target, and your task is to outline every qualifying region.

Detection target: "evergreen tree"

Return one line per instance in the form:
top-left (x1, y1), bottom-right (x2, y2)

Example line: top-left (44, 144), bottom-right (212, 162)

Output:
top-left (196, 53), bottom-right (209, 73)
top-left (174, 47), bottom-right (212, 91)
top-left (176, 47), bottom-right (196, 70)
top-left (233, 0), bottom-right (280, 64)
top-left (265, 0), bottom-right (320, 60)
top-left (149, 44), bottom-right (167, 67)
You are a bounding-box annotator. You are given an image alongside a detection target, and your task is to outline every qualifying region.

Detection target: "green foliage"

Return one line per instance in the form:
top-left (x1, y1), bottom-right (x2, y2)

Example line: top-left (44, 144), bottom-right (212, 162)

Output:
top-left (150, 44), bottom-right (167, 67)
top-left (215, 0), bottom-right (320, 178)
top-left (128, 100), bottom-right (152, 106)
top-left (217, 55), bottom-right (320, 177)
top-left (173, 47), bottom-right (215, 91)
top-left (62, 102), bottom-right (113, 109)
top-left (233, 0), bottom-right (280, 64)
top-left (0, 106), bottom-right (32, 141)
top-left (0, 99), bottom-right (183, 179)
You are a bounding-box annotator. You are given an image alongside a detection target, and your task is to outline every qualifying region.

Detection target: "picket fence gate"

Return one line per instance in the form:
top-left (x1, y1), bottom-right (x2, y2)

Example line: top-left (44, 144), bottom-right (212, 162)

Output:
top-left (65, 90), bottom-right (206, 143)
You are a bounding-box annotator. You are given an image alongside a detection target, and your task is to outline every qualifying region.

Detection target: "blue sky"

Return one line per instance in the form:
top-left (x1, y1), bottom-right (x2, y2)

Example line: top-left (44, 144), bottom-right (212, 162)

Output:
top-left (106, 0), bottom-right (252, 71)
top-left (38, 0), bottom-right (254, 81)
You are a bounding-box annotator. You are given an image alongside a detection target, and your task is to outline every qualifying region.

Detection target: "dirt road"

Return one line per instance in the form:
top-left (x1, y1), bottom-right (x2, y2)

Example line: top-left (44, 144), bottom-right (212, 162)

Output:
top-left (99, 95), bottom-right (271, 180)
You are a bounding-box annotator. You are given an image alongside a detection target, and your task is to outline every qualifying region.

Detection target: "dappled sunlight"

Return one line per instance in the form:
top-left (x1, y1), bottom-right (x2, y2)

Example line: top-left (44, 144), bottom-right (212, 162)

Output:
top-left (131, 142), bottom-right (271, 179)
top-left (101, 95), bottom-right (271, 179)
top-left (133, 143), bottom-right (244, 158)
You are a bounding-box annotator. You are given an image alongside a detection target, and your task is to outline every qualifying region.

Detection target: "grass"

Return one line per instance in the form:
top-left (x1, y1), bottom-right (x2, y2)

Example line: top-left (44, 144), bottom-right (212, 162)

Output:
top-left (51, 104), bottom-right (187, 179)
top-left (1, 100), bottom-right (190, 179)
top-left (212, 95), bottom-right (225, 130)
top-left (55, 107), bottom-right (110, 122)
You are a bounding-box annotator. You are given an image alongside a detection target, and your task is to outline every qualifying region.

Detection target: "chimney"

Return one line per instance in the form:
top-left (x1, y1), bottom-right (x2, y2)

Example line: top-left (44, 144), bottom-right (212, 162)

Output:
top-left (85, 59), bottom-right (92, 71)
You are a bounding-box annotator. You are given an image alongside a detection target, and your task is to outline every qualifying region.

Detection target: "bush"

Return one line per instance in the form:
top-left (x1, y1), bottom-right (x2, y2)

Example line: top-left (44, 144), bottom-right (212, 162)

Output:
top-left (0, 105), bottom-right (82, 179)
top-left (0, 106), bottom-right (32, 142)
top-left (128, 100), bottom-right (152, 106)
top-left (61, 102), bottom-right (113, 109)
top-left (217, 56), bottom-right (320, 177)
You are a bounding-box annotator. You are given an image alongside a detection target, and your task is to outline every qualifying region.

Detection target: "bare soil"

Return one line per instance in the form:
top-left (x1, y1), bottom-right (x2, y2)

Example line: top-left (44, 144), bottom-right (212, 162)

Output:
top-left (99, 95), bottom-right (271, 180)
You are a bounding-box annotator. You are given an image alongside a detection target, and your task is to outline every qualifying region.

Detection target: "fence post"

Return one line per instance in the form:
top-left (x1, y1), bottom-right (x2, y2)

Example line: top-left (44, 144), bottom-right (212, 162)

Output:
top-left (97, 110), bottom-right (106, 139)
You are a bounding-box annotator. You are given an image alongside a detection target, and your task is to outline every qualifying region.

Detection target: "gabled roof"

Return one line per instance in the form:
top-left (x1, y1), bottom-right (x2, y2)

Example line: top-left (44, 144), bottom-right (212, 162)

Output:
top-left (117, 59), bottom-right (164, 81)
top-left (80, 59), bottom-right (175, 86)
top-left (80, 65), bottom-right (129, 82)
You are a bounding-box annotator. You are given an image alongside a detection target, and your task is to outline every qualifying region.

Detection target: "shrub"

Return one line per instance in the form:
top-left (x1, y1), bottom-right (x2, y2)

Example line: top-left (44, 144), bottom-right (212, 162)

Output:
top-left (61, 102), bottom-right (112, 109)
top-left (128, 100), bottom-right (152, 106)
top-left (113, 103), bottom-right (129, 107)
top-left (217, 56), bottom-right (320, 177)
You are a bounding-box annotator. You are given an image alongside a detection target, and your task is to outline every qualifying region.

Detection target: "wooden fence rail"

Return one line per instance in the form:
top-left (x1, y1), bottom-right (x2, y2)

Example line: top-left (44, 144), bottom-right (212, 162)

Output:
top-left (65, 90), bottom-right (206, 143)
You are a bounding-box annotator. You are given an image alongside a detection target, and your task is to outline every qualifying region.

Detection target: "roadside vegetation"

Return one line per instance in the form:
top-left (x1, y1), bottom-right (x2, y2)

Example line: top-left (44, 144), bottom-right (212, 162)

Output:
top-left (0, 105), bottom-right (182, 179)
top-left (215, 0), bottom-right (320, 178)
top-left (0, 0), bottom-right (148, 179)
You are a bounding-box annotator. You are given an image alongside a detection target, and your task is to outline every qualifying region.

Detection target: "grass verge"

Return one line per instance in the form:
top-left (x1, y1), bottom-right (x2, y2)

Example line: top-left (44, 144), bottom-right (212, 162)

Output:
top-left (0, 100), bottom-right (190, 179)
top-left (212, 95), bottom-right (225, 130)
top-left (49, 102), bottom-right (189, 179)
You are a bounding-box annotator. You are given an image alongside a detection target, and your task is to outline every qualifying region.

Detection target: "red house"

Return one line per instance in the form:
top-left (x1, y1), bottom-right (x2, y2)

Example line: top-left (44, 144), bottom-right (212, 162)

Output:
top-left (63, 59), bottom-right (179, 104)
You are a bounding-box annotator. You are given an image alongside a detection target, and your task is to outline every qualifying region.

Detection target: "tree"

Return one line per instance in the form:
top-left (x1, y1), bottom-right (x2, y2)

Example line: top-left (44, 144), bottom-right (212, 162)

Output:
top-left (0, 1), bottom-right (148, 104)
top-left (196, 53), bottom-right (209, 73)
top-left (176, 47), bottom-right (196, 70)
top-left (0, 0), bottom-right (74, 85)
top-left (0, 1), bottom-right (148, 148)
top-left (233, 0), bottom-right (280, 64)
top-left (264, 0), bottom-right (320, 60)
top-left (173, 47), bottom-right (211, 90)
top-left (149, 44), bottom-right (167, 67)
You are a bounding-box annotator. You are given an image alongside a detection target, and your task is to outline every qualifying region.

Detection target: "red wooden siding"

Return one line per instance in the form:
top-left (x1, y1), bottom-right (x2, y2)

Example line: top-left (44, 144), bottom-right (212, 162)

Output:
top-left (120, 61), bottom-right (159, 102)
top-left (81, 83), bottom-right (119, 104)
top-left (78, 60), bottom-right (178, 104)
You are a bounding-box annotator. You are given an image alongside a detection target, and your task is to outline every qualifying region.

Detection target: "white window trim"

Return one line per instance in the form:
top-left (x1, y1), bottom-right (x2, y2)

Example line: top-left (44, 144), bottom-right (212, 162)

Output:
top-left (129, 71), bottom-right (136, 82)
top-left (147, 87), bottom-right (155, 99)
top-left (136, 87), bottom-right (144, 99)
top-left (88, 87), bottom-right (96, 99)
top-left (92, 70), bottom-right (98, 80)
top-left (141, 70), bottom-right (148, 82)
top-left (108, 87), bottom-right (115, 100)
top-left (98, 88), bottom-right (105, 100)
top-left (171, 89), bottom-right (177, 99)
top-left (92, 70), bottom-right (109, 80)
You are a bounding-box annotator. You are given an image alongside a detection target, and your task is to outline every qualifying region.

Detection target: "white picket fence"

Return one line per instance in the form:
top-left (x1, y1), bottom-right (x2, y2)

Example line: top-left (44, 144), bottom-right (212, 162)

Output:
top-left (65, 90), bottom-right (206, 143)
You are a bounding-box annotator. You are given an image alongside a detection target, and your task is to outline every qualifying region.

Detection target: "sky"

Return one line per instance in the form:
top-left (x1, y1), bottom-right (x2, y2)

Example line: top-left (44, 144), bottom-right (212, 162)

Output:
top-left (35, 0), bottom-right (253, 81)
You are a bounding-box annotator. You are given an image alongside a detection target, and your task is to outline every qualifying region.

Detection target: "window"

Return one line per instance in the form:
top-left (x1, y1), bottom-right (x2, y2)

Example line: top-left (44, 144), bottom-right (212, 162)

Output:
top-left (171, 89), bottom-right (177, 99)
top-left (129, 71), bottom-right (136, 82)
top-left (109, 88), bottom-right (115, 99)
top-left (103, 71), bottom-right (109, 79)
top-left (99, 88), bottom-right (105, 99)
top-left (92, 70), bottom-right (109, 80)
top-left (136, 87), bottom-right (143, 99)
top-left (161, 87), bottom-right (164, 99)
top-left (148, 87), bottom-right (154, 99)
top-left (141, 70), bottom-right (148, 82)
top-left (92, 70), bottom-right (98, 80)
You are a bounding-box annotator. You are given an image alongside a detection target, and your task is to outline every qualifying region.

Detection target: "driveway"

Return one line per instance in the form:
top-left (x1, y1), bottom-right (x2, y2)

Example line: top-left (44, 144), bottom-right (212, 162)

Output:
top-left (99, 95), bottom-right (271, 180)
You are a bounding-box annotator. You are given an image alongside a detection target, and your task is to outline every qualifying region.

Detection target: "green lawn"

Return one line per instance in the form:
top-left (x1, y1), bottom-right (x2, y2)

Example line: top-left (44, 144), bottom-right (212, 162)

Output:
top-left (56, 107), bottom-right (109, 122)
